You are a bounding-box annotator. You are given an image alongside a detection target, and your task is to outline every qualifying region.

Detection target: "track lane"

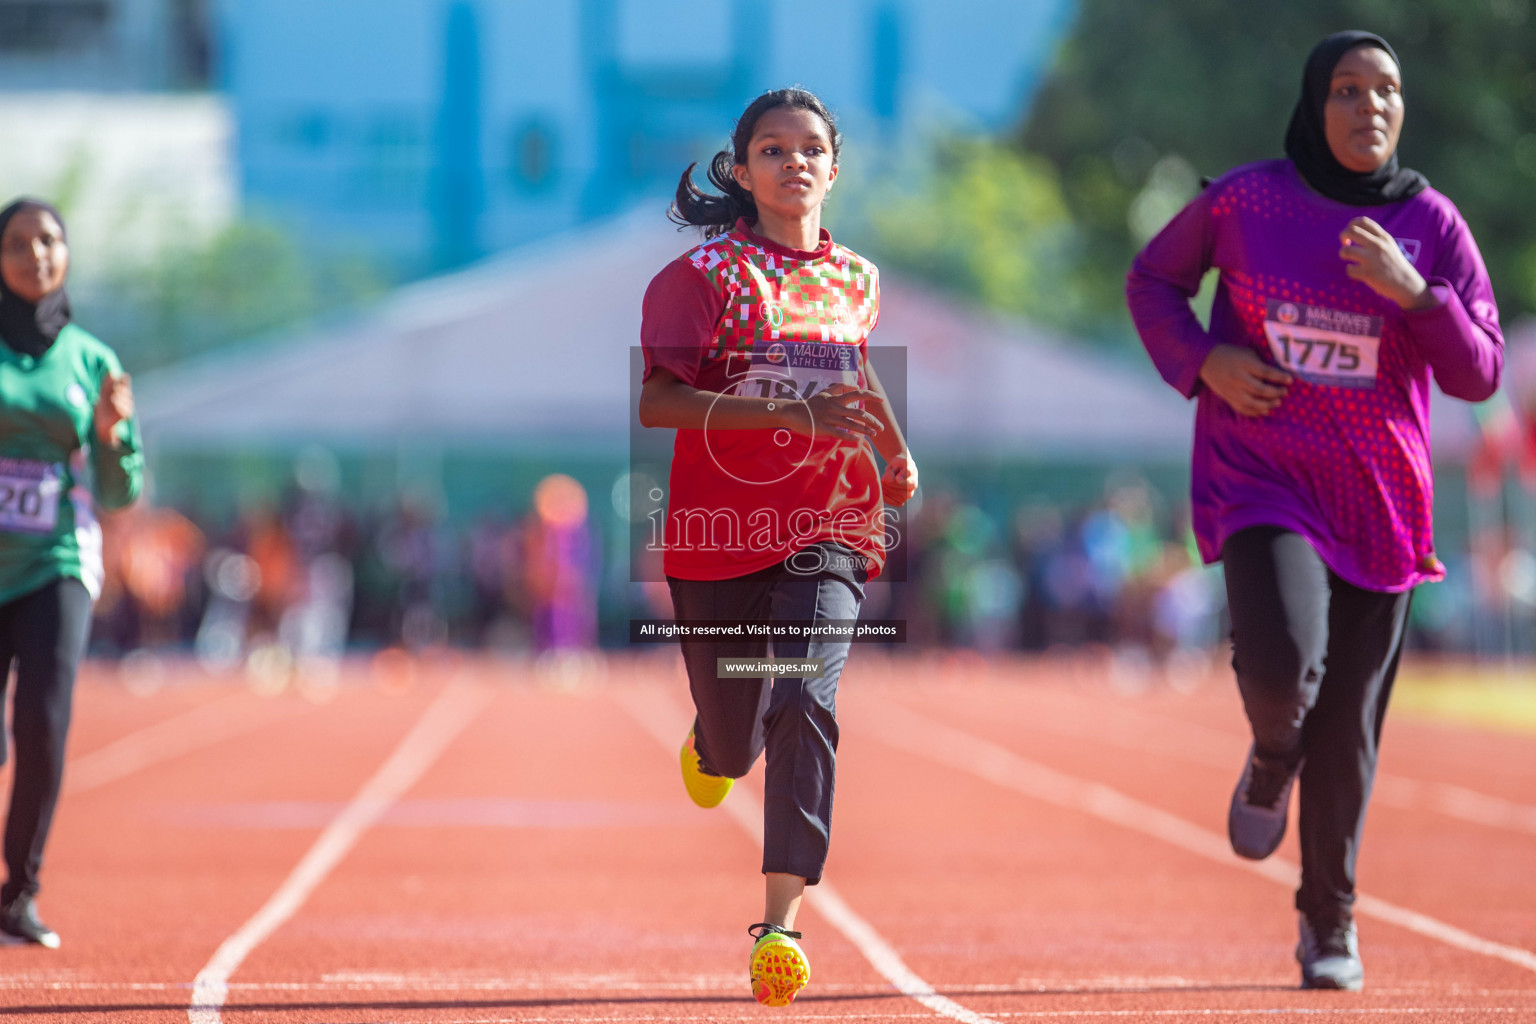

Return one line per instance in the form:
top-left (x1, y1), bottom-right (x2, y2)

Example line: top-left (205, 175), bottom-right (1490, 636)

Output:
top-left (829, 675), bottom-right (1536, 1021)
top-left (2, 657), bottom-right (1531, 1024)
top-left (0, 675), bottom-right (453, 1022)
top-left (870, 672), bottom-right (1536, 955)
top-left (189, 675), bottom-right (490, 1022)
top-left (217, 666), bottom-right (919, 1022)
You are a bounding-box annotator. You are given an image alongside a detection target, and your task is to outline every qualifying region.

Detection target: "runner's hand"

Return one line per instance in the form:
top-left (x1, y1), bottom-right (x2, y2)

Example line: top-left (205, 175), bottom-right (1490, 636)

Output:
top-left (1198, 345), bottom-right (1291, 417)
top-left (1339, 217), bottom-right (1434, 309)
top-left (95, 372), bottom-right (134, 445)
top-left (881, 453), bottom-right (918, 507)
top-left (792, 383), bottom-right (883, 442)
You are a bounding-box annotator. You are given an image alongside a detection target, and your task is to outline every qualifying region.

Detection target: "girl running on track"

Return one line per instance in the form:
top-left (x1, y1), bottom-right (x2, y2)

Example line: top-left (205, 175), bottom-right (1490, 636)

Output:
top-left (1127, 32), bottom-right (1502, 990)
top-left (638, 87), bottom-right (916, 1007)
top-left (0, 199), bottom-right (142, 948)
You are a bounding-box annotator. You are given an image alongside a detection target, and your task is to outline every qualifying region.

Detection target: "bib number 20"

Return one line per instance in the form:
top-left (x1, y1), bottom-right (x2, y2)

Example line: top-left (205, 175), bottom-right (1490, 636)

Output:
top-left (0, 483), bottom-right (44, 519)
top-left (0, 460), bottom-right (63, 533)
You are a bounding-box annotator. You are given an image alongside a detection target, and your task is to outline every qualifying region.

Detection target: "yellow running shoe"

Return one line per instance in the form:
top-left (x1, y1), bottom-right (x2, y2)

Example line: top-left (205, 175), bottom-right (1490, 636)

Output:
top-left (680, 728), bottom-right (732, 808)
top-left (748, 923), bottom-right (810, 1007)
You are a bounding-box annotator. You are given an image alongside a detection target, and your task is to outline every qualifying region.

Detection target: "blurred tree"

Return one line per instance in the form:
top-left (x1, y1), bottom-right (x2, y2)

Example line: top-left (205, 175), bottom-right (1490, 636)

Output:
top-left (1021, 0), bottom-right (1536, 342)
top-left (79, 220), bottom-right (389, 372)
top-left (835, 138), bottom-right (1091, 334)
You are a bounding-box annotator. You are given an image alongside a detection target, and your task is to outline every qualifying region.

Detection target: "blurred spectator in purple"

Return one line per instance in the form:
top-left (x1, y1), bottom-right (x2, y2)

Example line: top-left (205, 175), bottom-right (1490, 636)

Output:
top-left (522, 474), bottom-right (596, 651)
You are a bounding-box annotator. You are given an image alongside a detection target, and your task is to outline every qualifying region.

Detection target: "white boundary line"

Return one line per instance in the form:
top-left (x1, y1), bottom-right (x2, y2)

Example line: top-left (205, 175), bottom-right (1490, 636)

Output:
top-left (1382, 778), bottom-right (1536, 838)
top-left (977, 691), bottom-right (1536, 841)
top-left (861, 699), bottom-right (1536, 976)
top-left (618, 688), bottom-right (995, 1024)
top-left (65, 692), bottom-right (302, 794)
top-left (187, 678), bottom-right (491, 1024)
top-left (428, 1011), bottom-right (1532, 1023)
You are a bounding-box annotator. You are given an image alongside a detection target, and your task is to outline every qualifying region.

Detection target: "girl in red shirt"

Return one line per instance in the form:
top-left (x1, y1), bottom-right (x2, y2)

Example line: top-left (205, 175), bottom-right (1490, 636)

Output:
top-left (639, 87), bottom-right (916, 1007)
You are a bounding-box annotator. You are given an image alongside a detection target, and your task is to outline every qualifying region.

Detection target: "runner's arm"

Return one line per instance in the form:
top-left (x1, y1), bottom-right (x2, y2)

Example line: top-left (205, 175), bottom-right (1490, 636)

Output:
top-left (861, 353), bottom-right (909, 463)
top-left (89, 355), bottom-right (143, 510)
top-left (637, 260), bottom-right (789, 430)
top-left (640, 368), bottom-right (797, 430)
top-left (640, 368), bottom-right (881, 440)
top-left (1126, 187), bottom-right (1220, 400)
top-left (1402, 213), bottom-right (1503, 402)
top-left (861, 352), bottom-right (918, 506)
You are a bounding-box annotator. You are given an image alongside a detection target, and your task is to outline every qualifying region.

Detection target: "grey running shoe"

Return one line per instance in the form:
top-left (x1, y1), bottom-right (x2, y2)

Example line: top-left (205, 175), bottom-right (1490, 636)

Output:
top-left (0, 893), bottom-right (60, 949)
top-left (1297, 913), bottom-right (1363, 991)
top-left (1227, 745), bottom-right (1300, 860)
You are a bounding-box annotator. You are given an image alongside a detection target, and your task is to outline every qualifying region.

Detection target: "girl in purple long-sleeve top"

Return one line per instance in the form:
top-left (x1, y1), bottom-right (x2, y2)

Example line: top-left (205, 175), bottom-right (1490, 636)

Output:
top-left (1126, 31), bottom-right (1501, 991)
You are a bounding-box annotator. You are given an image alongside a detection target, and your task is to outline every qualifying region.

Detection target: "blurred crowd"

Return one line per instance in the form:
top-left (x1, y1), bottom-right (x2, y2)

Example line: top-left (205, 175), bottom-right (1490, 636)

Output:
top-left (91, 468), bottom-right (1222, 670)
top-left (868, 478), bottom-right (1223, 674)
top-left (93, 472), bottom-right (599, 671)
top-left (91, 468), bottom-right (1534, 672)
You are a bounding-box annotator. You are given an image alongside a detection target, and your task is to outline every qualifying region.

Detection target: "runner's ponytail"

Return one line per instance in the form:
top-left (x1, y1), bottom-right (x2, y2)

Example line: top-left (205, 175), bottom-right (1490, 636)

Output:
top-left (671, 150), bottom-right (756, 236)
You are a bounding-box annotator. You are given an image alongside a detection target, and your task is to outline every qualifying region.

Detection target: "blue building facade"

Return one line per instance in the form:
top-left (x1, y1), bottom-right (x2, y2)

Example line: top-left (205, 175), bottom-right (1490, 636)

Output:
top-left (216, 0), bottom-right (1073, 275)
top-left (0, 0), bottom-right (210, 90)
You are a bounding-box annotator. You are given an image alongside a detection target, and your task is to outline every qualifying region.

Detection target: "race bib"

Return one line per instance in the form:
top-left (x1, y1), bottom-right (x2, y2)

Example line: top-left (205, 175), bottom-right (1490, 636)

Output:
top-left (0, 458), bottom-right (63, 534)
top-left (1262, 299), bottom-right (1382, 388)
top-left (734, 339), bottom-right (862, 401)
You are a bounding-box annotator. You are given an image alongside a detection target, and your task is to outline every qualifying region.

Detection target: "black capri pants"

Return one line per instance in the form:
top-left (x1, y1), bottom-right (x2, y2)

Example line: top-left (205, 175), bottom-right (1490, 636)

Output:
top-left (1222, 526), bottom-right (1412, 923)
top-left (0, 576), bottom-right (94, 906)
top-left (668, 567), bottom-right (863, 885)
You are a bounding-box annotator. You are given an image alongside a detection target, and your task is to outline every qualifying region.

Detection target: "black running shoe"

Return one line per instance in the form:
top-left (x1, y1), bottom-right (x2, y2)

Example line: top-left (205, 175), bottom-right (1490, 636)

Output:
top-left (1227, 745), bottom-right (1300, 860)
top-left (0, 894), bottom-right (60, 949)
top-left (1297, 912), bottom-right (1363, 991)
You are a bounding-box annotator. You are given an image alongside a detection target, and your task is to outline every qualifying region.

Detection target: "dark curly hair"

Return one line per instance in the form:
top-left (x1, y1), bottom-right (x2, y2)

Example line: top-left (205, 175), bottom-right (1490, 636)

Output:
top-left (669, 87), bottom-right (842, 236)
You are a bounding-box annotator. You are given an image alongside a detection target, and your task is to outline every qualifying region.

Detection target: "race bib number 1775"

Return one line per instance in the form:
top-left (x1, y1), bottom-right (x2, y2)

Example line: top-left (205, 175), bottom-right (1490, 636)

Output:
top-left (1262, 299), bottom-right (1382, 388)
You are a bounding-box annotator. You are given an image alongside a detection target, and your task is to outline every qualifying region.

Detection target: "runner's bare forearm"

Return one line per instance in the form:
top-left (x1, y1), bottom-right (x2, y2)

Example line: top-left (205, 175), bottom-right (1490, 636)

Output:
top-left (639, 368), bottom-right (793, 431)
top-left (863, 357), bottom-right (910, 462)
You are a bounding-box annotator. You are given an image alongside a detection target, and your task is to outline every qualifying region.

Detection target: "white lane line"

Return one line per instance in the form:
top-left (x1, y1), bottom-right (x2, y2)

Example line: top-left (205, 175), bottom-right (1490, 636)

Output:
top-left (984, 1011), bottom-right (1532, 1020)
top-left (1376, 777), bottom-right (1536, 838)
top-left (973, 692), bottom-right (1536, 841)
top-left (983, 1011), bottom-right (1534, 1020)
top-left (65, 692), bottom-right (302, 794)
top-left (17, 975), bottom-right (1535, 997)
top-left (429, 1010), bottom-right (1536, 1023)
top-left (861, 700), bottom-right (1536, 977)
top-left (618, 687), bottom-right (996, 1024)
top-left (186, 678), bottom-right (491, 1024)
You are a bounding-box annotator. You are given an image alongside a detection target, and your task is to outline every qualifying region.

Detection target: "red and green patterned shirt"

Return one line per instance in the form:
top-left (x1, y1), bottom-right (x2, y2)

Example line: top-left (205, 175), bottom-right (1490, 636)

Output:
top-left (642, 219), bottom-right (885, 580)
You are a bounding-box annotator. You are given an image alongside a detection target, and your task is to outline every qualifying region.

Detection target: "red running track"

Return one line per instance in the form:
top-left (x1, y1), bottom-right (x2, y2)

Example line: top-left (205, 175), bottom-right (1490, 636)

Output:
top-left (0, 652), bottom-right (1531, 1023)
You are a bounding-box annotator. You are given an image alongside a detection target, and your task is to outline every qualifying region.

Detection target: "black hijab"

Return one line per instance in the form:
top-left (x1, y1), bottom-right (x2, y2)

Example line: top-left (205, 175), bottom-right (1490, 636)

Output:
top-left (0, 199), bottom-right (73, 358)
top-left (1284, 31), bottom-right (1429, 207)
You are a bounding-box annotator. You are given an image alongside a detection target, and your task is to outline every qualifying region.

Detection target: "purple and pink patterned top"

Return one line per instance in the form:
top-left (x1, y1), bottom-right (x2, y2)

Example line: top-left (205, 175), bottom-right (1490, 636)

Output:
top-left (1127, 159), bottom-right (1503, 592)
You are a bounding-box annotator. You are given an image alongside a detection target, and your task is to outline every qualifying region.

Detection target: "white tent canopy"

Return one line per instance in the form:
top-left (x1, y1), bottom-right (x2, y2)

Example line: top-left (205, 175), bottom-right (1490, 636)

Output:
top-left (135, 211), bottom-right (1480, 460)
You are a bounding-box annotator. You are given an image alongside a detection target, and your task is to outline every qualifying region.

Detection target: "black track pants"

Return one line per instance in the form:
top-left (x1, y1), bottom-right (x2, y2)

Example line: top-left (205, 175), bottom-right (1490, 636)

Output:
top-left (1222, 526), bottom-right (1411, 921)
top-left (0, 577), bottom-right (93, 905)
top-left (668, 573), bottom-right (862, 885)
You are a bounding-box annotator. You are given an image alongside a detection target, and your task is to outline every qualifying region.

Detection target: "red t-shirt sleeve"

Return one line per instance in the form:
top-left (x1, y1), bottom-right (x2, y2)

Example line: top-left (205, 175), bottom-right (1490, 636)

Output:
top-left (869, 265), bottom-right (880, 332)
top-left (640, 258), bottom-right (723, 386)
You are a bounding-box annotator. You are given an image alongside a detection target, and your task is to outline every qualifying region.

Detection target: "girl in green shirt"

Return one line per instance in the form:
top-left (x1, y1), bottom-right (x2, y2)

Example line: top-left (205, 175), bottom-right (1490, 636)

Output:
top-left (0, 198), bottom-right (141, 948)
